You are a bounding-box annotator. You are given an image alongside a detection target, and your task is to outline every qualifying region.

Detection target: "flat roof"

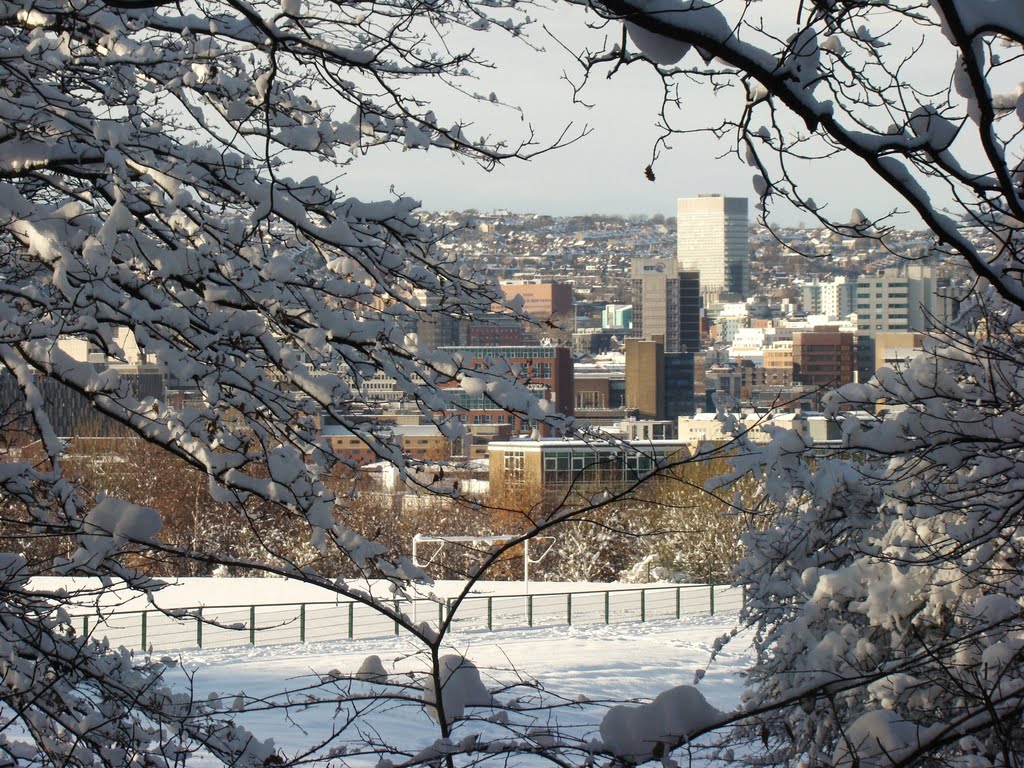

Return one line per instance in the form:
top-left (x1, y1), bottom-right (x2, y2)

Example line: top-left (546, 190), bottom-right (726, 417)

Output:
top-left (487, 439), bottom-right (692, 451)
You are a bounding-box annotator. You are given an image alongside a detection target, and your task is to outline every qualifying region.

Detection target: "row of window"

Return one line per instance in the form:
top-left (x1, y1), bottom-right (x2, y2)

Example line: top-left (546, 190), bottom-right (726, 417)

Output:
top-left (501, 447), bottom-right (678, 489)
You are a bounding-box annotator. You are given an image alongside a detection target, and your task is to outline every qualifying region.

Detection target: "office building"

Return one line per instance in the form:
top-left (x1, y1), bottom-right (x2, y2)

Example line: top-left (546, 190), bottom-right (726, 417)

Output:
top-left (792, 330), bottom-right (856, 388)
top-left (854, 264), bottom-right (956, 381)
top-left (874, 332), bottom-right (927, 372)
top-left (488, 437), bottom-right (690, 499)
top-left (500, 282), bottom-right (573, 321)
top-left (438, 344), bottom-right (574, 434)
top-left (676, 195), bottom-right (750, 300)
top-left (624, 337), bottom-right (695, 422)
top-left (854, 265), bottom-right (955, 337)
top-left (625, 337), bottom-right (664, 420)
top-left (630, 260), bottom-right (701, 354)
top-left (664, 351), bottom-right (696, 421)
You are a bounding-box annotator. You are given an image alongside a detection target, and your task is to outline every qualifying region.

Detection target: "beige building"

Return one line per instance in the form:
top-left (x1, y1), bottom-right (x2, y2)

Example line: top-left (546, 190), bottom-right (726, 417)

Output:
top-left (874, 332), bottom-right (926, 372)
top-left (625, 337), bottom-right (664, 419)
top-left (488, 438), bottom-right (690, 499)
top-left (322, 424), bottom-right (452, 464)
top-left (57, 327), bottom-right (151, 365)
top-left (500, 282), bottom-right (573, 321)
top-left (677, 195), bottom-right (749, 300)
top-left (677, 411), bottom-right (807, 447)
top-left (762, 342), bottom-right (794, 387)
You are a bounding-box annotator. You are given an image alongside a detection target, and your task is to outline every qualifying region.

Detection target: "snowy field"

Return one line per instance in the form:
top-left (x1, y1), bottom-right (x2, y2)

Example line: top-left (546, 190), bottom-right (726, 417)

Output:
top-left (33, 577), bottom-right (750, 763)
top-left (175, 613), bottom-right (750, 764)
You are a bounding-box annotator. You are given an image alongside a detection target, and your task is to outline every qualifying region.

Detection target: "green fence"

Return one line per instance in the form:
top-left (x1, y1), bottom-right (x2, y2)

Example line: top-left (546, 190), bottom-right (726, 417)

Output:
top-left (71, 583), bottom-right (743, 653)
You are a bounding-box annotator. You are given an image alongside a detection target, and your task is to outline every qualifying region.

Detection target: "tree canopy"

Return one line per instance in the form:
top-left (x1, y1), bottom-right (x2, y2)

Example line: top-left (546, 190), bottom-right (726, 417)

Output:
top-left (0, 0), bottom-right (1022, 766)
top-left (574, 1), bottom-right (1024, 764)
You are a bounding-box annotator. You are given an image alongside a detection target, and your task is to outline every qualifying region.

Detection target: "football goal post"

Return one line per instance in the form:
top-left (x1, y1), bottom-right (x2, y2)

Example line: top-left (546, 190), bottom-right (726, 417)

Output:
top-left (411, 534), bottom-right (555, 587)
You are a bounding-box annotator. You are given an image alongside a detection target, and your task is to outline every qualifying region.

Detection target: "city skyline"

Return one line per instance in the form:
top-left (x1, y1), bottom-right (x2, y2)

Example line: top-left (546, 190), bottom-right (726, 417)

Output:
top-left (333, 5), bottom-right (942, 230)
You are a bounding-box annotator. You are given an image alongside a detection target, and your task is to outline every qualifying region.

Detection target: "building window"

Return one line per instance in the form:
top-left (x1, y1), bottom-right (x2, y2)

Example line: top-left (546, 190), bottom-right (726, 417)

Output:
top-left (503, 451), bottom-right (525, 487)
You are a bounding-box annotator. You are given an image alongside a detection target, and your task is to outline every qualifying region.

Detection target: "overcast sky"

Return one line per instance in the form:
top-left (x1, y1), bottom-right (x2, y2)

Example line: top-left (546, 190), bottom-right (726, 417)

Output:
top-left (337, 3), bottom-right (928, 229)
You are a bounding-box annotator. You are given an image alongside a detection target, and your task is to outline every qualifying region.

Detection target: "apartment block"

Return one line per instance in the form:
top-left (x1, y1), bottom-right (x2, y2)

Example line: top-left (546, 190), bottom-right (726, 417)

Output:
top-left (799, 277), bottom-right (855, 319)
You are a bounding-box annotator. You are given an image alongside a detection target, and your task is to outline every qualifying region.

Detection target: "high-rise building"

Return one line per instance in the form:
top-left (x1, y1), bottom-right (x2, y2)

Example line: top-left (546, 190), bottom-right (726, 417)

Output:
top-left (676, 195), bottom-right (750, 300)
top-left (853, 264), bottom-right (957, 381)
top-left (624, 336), bottom-right (696, 421)
top-left (854, 265), bottom-right (955, 337)
top-left (664, 351), bottom-right (696, 421)
top-left (630, 260), bottom-right (701, 354)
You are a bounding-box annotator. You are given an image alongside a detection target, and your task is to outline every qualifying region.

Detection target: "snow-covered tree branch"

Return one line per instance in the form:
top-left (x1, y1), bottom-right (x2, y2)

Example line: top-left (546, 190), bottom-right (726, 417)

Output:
top-left (568, 1), bottom-right (1024, 765)
top-left (0, 0), bottom-right (585, 762)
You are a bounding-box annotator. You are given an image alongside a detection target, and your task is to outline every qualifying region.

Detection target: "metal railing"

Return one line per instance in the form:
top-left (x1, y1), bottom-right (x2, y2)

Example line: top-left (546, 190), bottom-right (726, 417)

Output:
top-left (71, 583), bottom-right (743, 654)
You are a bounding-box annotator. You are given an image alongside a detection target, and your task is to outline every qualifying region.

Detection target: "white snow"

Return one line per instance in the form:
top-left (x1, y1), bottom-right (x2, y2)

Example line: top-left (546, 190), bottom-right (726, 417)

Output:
top-left (423, 654), bottom-right (493, 724)
top-left (600, 684), bottom-right (723, 762)
top-left (624, 0), bottom-right (731, 66)
top-left (66, 497), bottom-right (162, 570)
top-left (173, 615), bottom-right (748, 764)
top-left (832, 709), bottom-right (941, 768)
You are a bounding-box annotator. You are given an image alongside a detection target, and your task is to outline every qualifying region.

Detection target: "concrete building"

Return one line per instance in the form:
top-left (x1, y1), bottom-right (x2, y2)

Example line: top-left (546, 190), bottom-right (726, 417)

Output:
top-left (321, 423), bottom-right (453, 464)
top-left (676, 195), bottom-right (750, 300)
top-left (677, 411), bottom-right (807, 447)
top-left (630, 259), bottom-right (701, 354)
top-left (624, 337), bottom-right (664, 420)
top-left (464, 313), bottom-right (531, 346)
top-left (874, 332), bottom-right (927, 372)
top-left (799, 277), bottom-right (855, 320)
top-left (854, 265), bottom-right (955, 337)
top-left (854, 264), bottom-right (956, 381)
top-left (704, 360), bottom-right (762, 405)
top-left (574, 361), bottom-right (627, 425)
top-left (2, 329), bottom-right (167, 437)
top-left (407, 288), bottom-right (465, 348)
top-left (601, 304), bottom-right (633, 329)
top-left (712, 303), bottom-right (749, 345)
top-left (572, 328), bottom-right (620, 355)
top-left (762, 341), bottom-right (794, 388)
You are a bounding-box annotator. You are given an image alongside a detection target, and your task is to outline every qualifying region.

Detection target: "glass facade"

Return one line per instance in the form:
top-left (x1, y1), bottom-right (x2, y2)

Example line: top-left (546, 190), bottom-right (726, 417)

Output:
top-left (664, 352), bottom-right (696, 419)
top-left (540, 446), bottom-right (673, 488)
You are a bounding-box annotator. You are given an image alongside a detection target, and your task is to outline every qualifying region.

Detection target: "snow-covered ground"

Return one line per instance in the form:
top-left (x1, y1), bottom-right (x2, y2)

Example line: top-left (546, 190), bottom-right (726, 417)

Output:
top-left (30, 577), bottom-right (750, 762)
top-left (172, 612), bottom-right (750, 764)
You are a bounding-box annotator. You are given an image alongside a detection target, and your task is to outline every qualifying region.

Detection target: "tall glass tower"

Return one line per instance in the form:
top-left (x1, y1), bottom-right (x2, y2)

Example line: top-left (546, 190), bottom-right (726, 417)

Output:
top-left (676, 195), bottom-right (750, 300)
